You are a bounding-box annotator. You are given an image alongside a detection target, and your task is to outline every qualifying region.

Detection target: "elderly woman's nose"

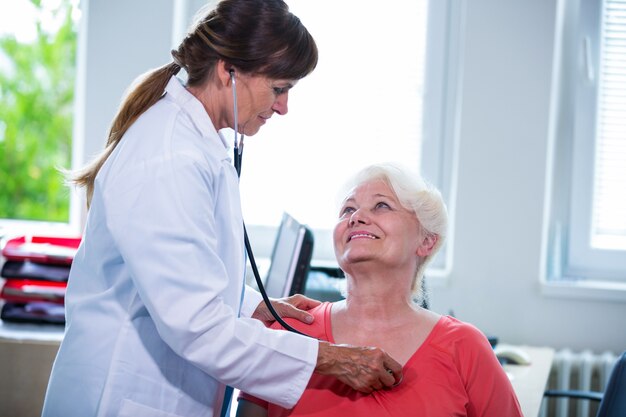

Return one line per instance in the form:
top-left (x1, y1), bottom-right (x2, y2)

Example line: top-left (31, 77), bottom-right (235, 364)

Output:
top-left (349, 209), bottom-right (369, 226)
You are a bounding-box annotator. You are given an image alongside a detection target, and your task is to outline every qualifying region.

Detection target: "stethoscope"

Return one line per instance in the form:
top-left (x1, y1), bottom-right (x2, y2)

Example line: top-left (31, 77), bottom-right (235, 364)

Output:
top-left (229, 71), bottom-right (401, 386)
top-left (229, 70), bottom-right (307, 337)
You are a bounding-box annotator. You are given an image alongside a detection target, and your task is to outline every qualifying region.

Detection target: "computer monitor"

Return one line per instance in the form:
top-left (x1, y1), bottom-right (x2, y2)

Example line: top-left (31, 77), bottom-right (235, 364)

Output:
top-left (263, 212), bottom-right (314, 298)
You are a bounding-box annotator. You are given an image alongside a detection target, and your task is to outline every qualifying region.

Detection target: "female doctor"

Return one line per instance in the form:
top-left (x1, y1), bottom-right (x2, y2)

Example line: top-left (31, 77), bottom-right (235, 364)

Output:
top-left (42, 0), bottom-right (402, 416)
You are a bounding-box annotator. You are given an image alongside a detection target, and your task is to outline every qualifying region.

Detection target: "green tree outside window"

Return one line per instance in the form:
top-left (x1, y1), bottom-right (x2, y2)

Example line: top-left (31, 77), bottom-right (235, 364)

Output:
top-left (0, 0), bottom-right (78, 222)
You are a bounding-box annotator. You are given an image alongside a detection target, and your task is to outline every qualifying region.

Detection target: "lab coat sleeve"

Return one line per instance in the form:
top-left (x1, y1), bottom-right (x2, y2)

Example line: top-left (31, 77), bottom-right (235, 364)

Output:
top-left (101, 136), bottom-right (317, 408)
top-left (241, 285), bottom-right (263, 318)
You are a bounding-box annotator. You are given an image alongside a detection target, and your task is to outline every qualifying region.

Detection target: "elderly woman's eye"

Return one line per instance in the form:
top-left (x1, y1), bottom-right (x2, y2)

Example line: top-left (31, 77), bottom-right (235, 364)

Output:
top-left (340, 206), bottom-right (355, 217)
top-left (273, 87), bottom-right (287, 95)
top-left (375, 201), bottom-right (391, 210)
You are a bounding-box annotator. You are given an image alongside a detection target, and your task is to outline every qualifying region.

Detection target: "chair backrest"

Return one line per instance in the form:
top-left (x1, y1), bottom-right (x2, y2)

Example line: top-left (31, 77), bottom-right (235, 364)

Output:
top-left (597, 350), bottom-right (626, 417)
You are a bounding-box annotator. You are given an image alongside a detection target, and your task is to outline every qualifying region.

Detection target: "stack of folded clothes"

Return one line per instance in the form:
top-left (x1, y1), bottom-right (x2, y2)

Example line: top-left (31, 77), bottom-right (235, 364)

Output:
top-left (0, 235), bottom-right (81, 325)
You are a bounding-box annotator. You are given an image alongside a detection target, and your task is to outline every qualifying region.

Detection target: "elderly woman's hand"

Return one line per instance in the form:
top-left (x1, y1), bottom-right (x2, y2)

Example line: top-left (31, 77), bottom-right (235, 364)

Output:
top-left (252, 294), bottom-right (322, 326)
top-left (315, 341), bottom-right (403, 393)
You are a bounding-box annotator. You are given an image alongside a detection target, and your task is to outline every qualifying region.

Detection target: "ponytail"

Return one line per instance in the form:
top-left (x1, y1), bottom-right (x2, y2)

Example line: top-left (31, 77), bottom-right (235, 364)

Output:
top-left (70, 62), bottom-right (181, 207)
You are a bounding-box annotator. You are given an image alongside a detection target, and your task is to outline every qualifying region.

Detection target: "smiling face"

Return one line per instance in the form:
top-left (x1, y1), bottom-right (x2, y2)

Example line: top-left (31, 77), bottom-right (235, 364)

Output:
top-left (234, 73), bottom-right (296, 136)
top-left (333, 179), bottom-right (424, 272)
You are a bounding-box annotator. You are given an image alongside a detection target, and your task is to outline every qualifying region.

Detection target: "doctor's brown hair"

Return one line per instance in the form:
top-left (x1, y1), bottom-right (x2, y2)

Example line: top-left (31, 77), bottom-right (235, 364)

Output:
top-left (71, 0), bottom-right (318, 206)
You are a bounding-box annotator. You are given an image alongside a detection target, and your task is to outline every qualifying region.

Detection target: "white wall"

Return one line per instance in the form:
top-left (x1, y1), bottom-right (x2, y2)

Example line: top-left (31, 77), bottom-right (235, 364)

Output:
top-left (78, 0), bottom-right (626, 354)
top-left (73, 0), bottom-right (174, 169)
top-left (428, 0), bottom-right (626, 354)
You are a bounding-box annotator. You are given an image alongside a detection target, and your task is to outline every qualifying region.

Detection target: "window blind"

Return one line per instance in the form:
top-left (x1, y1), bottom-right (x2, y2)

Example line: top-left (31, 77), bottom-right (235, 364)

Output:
top-left (591, 0), bottom-right (626, 250)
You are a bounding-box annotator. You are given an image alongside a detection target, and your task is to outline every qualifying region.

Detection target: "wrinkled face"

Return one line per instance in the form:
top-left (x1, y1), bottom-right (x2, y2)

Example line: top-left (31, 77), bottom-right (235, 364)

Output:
top-left (333, 179), bottom-right (423, 270)
top-left (234, 74), bottom-right (297, 136)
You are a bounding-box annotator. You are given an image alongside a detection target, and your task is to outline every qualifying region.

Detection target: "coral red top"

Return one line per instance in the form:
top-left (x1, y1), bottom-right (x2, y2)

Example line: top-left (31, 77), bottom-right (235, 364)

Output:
top-left (239, 302), bottom-right (523, 417)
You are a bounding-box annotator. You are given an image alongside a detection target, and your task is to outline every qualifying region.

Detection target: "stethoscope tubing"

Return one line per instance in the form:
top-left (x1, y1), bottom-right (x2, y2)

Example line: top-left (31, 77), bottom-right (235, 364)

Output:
top-left (230, 70), bottom-right (308, 337)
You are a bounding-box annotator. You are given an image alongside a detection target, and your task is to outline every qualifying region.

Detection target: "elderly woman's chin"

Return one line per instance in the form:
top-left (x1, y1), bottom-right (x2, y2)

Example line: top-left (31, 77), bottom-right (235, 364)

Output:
top-left (338, 250), bottom-right (378, 268)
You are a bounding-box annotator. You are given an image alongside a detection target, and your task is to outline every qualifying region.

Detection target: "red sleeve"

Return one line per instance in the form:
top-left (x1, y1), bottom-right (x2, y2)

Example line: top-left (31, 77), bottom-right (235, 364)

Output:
top-left (456, 323), bottom-right (524, 417)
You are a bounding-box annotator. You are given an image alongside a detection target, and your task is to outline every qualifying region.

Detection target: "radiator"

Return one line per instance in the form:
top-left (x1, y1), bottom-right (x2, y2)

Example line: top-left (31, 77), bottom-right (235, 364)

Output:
top-left (539, 349), bottom-right (619, 417)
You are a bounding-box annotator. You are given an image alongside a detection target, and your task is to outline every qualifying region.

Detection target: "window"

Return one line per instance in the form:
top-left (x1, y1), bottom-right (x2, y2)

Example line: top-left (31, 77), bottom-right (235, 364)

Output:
top-left (0, 0), bottom-right (80, 235)
top-left (239, 0), bottom-right (463, 277)
top-left (0, 0), bottom-right (463, 278)
top-left (546, 0), bottom-right (626, 298)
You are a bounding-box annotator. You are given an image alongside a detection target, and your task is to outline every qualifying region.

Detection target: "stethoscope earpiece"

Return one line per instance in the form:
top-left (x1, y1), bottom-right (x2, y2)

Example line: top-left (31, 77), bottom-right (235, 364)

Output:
top-left (230, 69), bottom-right (244, 166)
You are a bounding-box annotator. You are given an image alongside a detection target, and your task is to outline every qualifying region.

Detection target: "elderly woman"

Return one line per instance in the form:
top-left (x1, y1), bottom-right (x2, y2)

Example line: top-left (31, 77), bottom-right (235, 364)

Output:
top-left (237, 163), bottom-right (523, 417)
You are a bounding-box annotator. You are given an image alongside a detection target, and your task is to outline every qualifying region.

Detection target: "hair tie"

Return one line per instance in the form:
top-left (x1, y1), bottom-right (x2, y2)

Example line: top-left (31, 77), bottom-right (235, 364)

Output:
top-left (170, 62), bottom-right (182, 75)
top-left (170, 49), bottom-right (184, 73)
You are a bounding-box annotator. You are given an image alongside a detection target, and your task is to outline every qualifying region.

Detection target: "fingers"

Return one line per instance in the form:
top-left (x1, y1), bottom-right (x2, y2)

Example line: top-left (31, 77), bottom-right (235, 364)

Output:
top-left (285, 294), bottom-right (322, 309)
top-left (252, 295), bottom-right (319, 325)
top-left (275, 301), bottom-right (314, 324)
top-left (268, 294), bottom-right (320, 325)
top-left (384, 357), bottom-right (404, 386)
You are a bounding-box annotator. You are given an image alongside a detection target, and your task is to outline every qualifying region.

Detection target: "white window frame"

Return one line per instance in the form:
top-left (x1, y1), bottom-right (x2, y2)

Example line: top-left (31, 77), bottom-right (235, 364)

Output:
top-left (543, 0), bottom-right (626, 301)
top-left (419, 0), bottom-right (464, 281)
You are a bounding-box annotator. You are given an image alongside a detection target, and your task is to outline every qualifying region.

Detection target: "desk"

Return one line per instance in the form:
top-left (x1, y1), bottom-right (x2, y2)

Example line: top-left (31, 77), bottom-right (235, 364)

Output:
top-left (0, 321), bottom-right (63, 417)
top-left (502, 345), bottom-right (555, 417)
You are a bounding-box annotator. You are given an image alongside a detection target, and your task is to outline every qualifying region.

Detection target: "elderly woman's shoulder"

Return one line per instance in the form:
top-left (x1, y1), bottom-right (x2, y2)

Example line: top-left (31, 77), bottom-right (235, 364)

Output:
top-left (430, 315), bottom-right (493, 350)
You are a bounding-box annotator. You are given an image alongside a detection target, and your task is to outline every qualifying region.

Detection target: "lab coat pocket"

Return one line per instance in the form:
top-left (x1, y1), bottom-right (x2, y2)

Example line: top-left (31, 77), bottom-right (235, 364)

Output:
top-left (118, 399), bottom-right (185, 417)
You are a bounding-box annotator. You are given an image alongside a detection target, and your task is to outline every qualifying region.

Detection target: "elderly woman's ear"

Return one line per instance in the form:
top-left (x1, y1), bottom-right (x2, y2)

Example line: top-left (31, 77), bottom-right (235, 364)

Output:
top-left (417, 234), bottom-right (438, 257)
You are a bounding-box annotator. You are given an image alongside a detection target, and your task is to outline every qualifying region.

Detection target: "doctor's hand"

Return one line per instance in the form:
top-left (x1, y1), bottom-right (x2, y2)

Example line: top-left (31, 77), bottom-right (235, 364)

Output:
top-left (252, 294), bottom-right (322, 326)
top-left (315, 341), bottom-right (403, 394)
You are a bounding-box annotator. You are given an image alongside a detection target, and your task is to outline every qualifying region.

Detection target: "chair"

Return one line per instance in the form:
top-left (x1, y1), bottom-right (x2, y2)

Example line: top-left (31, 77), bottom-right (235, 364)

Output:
top-left (543, 350), bottom-right (626, 417)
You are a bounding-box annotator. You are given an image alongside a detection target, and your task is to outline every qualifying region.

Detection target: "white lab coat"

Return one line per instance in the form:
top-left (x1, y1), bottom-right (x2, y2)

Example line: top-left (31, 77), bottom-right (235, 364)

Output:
top-left (42, 76), bottom-right (318, 417)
